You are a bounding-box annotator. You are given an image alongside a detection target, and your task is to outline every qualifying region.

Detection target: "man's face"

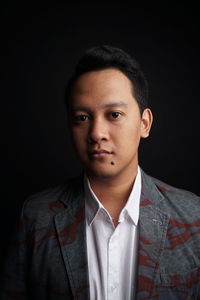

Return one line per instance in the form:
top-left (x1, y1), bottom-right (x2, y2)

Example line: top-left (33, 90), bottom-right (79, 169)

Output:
top-left (69, 68), bottom-right (152, 180)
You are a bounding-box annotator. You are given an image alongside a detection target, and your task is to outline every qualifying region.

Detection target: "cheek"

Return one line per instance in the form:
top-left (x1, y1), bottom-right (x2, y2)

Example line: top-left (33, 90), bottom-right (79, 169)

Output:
top-left (72, 125), bottom-right (88, 137)
top-left (71, 129), bottom-right (87, 151)
top-left (116, 123), bottom-right (141, 144)
top-left (72, 127), bottom-right (83, 140)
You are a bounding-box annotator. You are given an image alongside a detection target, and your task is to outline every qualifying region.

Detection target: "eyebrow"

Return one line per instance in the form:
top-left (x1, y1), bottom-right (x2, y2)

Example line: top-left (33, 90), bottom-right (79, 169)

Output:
top-left (71, 101), bottom-right (128, 112)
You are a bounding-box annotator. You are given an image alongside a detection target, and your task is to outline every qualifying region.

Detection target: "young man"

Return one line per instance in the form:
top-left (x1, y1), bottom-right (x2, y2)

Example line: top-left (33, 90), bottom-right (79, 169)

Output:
top-left (2, 45), bottom-right (200, 299)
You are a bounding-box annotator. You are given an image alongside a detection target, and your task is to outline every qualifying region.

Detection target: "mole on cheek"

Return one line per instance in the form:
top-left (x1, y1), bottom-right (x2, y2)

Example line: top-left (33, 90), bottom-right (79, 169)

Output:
top-left (111, 161), bottom-right (115, 165)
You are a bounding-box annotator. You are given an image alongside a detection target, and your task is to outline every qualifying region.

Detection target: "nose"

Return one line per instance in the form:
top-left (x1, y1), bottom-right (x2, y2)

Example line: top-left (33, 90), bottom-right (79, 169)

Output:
top-left (87, 117), bottom-right (109, 144)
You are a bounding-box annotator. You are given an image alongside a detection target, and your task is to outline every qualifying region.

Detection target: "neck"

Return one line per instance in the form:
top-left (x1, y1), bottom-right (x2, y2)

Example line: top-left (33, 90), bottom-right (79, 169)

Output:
top-left (87, 165), bottom-right (138, 221)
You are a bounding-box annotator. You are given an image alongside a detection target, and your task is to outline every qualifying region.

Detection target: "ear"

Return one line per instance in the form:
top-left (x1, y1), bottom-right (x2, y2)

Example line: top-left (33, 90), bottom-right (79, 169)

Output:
top-left (140, 108), bottom-right (153, 138)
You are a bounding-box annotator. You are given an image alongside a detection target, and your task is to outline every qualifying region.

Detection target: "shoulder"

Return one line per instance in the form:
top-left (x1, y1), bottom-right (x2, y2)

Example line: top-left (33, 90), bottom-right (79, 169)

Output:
top-left (22, 175), bottom-right (84, 220)
top-left (142, 170), bottom-right (200, 221)
top-left (151, 175), bottom-right (199, 199)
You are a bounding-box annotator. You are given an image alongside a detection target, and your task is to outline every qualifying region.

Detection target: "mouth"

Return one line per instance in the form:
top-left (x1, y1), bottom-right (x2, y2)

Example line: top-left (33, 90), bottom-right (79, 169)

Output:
top-left (88, 149), bottom-right (113, 159)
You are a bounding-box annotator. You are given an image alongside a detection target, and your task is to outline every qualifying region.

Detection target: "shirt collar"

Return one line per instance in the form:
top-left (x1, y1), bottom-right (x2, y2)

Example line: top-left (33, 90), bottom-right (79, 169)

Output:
top-left (84, 166), bottom-right (141, 226)
top-left (84, 175), bottom-right (104, 225)
top-left (119, 167), bottom-right (141, 226)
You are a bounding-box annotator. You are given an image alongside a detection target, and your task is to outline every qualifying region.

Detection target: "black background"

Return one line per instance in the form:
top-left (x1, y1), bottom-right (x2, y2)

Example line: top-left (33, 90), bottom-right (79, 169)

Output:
top-left (1, 1), bottom-right (199, 267)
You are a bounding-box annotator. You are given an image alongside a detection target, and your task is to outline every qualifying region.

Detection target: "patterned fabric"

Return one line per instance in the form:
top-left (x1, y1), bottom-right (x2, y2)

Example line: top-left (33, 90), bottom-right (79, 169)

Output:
top-left (1, 170), bottom-right (200, 299)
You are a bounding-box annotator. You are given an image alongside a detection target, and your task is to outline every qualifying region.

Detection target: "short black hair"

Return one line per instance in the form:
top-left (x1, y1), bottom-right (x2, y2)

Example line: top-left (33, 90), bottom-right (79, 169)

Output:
top-left (65, 45), bottom-right (149, 114)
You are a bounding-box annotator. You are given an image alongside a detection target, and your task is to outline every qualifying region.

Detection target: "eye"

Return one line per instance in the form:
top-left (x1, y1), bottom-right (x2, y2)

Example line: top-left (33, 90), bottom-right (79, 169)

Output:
top-left (110, 112), bottom-right (121, 119)
top-left (74, 115), bottom-right (89, 122)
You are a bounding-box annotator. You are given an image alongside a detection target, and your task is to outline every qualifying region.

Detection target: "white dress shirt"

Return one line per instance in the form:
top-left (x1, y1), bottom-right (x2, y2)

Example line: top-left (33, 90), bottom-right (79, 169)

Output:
top-left (84, 167), bottom-right (141, 300)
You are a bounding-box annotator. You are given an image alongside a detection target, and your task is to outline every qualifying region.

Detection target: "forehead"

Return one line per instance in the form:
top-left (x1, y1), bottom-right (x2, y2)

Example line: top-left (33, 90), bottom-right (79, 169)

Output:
top-left (70, 68), bottom-right (136, 108)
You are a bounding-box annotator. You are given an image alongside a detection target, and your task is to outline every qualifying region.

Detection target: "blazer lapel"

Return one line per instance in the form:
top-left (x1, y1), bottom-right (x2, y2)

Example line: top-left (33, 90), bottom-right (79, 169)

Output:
top-left (53, 171), bottom-right (169, 300)
top-left (135, 170), bottom-right (170, 299)
top-left (54, 177), bottom-right (90, 300)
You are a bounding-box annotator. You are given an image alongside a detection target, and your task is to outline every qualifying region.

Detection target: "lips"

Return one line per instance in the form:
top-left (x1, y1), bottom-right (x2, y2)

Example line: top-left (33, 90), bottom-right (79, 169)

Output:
top-left (88, 149), bottom-right (113, 158)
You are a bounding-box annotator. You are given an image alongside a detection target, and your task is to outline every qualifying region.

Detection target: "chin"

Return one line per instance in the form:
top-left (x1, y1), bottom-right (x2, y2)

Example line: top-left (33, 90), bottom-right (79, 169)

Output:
top-left (86, 165), bottom-right (119, 179)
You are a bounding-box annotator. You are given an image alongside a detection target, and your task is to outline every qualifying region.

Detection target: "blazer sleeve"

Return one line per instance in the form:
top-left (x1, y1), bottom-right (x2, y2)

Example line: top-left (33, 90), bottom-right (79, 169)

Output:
top-left (1, 203), bottom-right (28, 299)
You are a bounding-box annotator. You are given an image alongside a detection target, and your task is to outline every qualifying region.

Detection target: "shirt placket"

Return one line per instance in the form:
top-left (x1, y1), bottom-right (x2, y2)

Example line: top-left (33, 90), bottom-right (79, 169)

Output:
top-left (107, 227), bottom-right (120, 300)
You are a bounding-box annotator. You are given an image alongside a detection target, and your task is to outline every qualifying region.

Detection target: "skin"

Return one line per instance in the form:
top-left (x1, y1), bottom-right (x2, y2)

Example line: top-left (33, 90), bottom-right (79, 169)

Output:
top-left (69, 68), bottom-right (153, 224)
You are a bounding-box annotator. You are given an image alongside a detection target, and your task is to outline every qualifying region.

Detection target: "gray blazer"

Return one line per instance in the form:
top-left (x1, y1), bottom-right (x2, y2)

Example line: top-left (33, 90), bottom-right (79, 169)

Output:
top-left (1, 169), bottom-right (200, 299)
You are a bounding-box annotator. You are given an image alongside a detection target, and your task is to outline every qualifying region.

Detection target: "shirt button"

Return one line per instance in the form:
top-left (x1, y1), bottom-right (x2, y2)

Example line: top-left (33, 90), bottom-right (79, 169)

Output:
top-left (112, 235), bottom-right (118, 242)
top-left (111, 283), bottom-right (118, 291)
